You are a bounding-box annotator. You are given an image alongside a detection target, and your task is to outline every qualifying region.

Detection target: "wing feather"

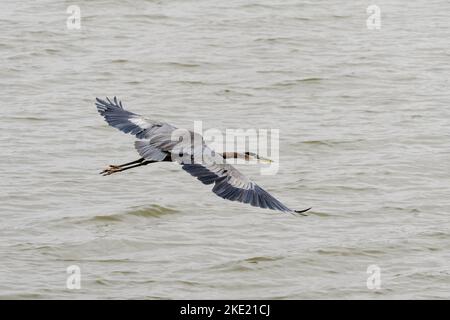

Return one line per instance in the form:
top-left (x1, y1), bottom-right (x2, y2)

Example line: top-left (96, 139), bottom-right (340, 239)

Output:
top-left (179, 146), bottom-right (298, 213)
top-left (96, 97), bottom-right (176, 140)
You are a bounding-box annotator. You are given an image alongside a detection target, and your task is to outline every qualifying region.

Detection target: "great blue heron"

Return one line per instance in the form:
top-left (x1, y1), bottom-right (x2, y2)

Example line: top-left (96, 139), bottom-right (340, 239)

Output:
top-left (96, 97), bottom-right (311, 215)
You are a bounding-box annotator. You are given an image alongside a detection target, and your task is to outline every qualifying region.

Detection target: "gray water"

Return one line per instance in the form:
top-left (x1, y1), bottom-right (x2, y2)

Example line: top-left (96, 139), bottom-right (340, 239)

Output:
top-left (1, 0), bottom-right (449, 299)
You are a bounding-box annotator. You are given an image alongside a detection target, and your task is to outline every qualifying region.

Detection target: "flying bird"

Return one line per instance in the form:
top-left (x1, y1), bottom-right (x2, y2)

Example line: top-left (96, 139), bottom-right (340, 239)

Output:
top-left (96, 97), bottom-right (311, 215)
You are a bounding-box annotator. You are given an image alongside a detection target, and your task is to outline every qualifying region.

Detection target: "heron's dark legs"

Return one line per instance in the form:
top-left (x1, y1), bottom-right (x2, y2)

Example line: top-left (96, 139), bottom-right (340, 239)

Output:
top-left (109, 157), bottom-right (145, 169)
top-left (100, 159), bottom-right (155, 176)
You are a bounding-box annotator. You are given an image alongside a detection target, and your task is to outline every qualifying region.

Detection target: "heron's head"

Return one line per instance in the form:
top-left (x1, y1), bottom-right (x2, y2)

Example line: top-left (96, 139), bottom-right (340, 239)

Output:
top-left (244, 152), bottom-right (274, 163)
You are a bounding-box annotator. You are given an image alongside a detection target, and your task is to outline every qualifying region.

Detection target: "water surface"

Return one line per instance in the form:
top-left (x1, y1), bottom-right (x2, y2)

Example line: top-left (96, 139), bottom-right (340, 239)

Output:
top-left (0, 0), bottom-right (449, 299)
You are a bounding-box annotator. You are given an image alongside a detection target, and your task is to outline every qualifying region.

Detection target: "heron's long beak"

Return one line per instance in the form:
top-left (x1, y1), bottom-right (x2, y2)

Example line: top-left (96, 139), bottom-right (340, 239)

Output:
top-left (257, 156), bottom-right (274, 163)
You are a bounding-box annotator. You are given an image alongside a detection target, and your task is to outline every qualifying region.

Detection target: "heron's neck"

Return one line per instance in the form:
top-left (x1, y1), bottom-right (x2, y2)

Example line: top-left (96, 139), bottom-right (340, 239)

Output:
top-left (221, 152), bottom-right (248, 160)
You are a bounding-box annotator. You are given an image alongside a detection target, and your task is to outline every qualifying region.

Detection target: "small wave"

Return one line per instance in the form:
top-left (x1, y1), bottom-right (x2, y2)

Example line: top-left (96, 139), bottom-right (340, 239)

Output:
top-left (165, 62), bottom-right (201, 68)
top-left (240, 3), bottom-right (276, 9)
top-left (90, 204), bottom-right (178, 222)
top-left (110, 270), bottom-right (139, 275)
top-left (301, 140), bottom-right (332, 146)
top-left (314, 247), bottom-right (385, 257)
top-left (56, 257), bottom-right (133, 263)
top-left (254, 37), bottom-right (293, 42)
top-left (244, 256), bottom-right (283, 264)
top-left (5, 116), bottom-right (48, 122)
top-left (218, 89), bottom-right (253, 97)
top-left (301, 210), bottom-right (331, 217)
top-left (211, 255), bottom-right (284, 272)
top-left (174, 80), bottom-right (205, 85)
top-left (123, 14), bottom-right (169, 20)
top-left (256, 70), bottom-right (294, 75)
top-left (125, 81), bottom-right (141, 85)
top-left (128, 205), bottom-right (178, 217)
top-left (111, 59), bottom-right (129, 63)
top-left (298, 77), bottom-right (324, 82)
top-left (300, 139), bottom-right (365, 146)
top-left (44, 48), bottom-right (60, 55)
top-left (175, 280), bottom-right (201, 287)
top-left (294, 17), bottom-right (312, 21)
top-left (95, 278), bottom-right (112, 286)
top-left (332, 15), bottom-right (351, 19)
top-left (90, 215), bottom-right (122, 222)
top-left (273, 78), bottom-right (325, 87)
top-left (0, 293), bottom-right (43, 299)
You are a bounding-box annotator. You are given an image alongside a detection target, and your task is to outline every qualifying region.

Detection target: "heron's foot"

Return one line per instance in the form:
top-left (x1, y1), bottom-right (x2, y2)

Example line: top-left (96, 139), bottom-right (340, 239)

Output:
top-left (100, 166), bottom-right (122, 176)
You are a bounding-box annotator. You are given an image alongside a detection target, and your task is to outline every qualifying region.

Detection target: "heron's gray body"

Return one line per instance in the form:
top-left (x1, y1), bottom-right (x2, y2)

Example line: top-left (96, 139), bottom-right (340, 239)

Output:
top-left (96, 97), bottom-right (310, 214)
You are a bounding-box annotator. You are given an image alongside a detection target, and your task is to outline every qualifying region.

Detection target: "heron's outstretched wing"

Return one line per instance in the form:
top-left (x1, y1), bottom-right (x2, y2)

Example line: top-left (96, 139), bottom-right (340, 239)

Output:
top-left (96, 97), bottom-right (176, 140)
top-left (180, 146), bottom-right (310, 214)
top-left (96, 97), bottom-right (203, 162)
